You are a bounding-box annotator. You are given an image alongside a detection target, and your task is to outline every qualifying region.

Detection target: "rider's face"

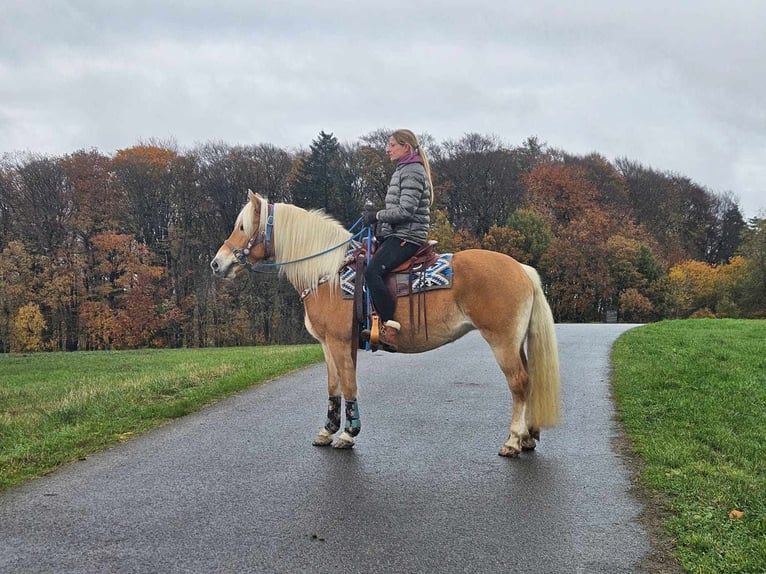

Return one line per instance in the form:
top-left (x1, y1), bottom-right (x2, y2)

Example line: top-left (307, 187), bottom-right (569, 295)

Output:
top-left (386, 137), bottom-right (410, 162)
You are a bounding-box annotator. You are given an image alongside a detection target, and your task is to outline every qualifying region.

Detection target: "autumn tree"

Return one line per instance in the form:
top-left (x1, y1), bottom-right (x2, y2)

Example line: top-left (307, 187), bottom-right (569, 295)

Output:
top-left (0, 154), bottom-right (72, 255)
top-left (618, 289), bottom-right (655, 322)
top-left (434, 133), bottom-right (530, 236)
top-left (481, 225), bottom-right (525, 260)
top-left (0, 163), bottom-right (14, 248)
top-left (0, 242), bottom-right (40, 352)
top-left (542, 211), bottom-right (615, 321)
top-left (112, 145), bottom-right (178, 262)
top-left (61, 149), bottom-right (118, 240)
top-left (737, 217), bottom-right (766, 316)
top-left (79, 232), bottom-right (171, 349)
top-left (11, 303), bottom-right (46, 352)
top-left (616, 159), bottom-right (730, 264)
top-left (668, 260), bottom-right (720, 317)
top-left (564, 152), bottom-right (631, 217)
top-left (523, 161), bottom-right (599, 231)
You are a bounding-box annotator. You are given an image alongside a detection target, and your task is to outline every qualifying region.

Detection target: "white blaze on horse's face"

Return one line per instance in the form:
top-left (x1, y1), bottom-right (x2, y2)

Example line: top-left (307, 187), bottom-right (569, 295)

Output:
top-left (210, 239), bottom-right (243, 280)
top-left (210, 191), bottom-right (262, 279)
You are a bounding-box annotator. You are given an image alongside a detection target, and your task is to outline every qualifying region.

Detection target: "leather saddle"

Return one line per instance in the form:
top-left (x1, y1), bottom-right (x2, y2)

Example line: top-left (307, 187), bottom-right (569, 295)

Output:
top-left (390, 240), bottom-right (439, 273)
top-left (348, 239), bottom-right (440, 356)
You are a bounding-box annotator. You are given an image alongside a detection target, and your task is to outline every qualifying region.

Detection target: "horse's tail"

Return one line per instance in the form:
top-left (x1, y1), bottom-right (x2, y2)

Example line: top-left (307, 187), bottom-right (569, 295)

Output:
top-left (522, 264), bottom-right (561, 428)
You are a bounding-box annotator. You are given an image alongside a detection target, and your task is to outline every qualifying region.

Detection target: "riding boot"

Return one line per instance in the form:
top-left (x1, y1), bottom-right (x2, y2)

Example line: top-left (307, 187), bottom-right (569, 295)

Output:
top-left (379, 320), bottom-right (400, 352)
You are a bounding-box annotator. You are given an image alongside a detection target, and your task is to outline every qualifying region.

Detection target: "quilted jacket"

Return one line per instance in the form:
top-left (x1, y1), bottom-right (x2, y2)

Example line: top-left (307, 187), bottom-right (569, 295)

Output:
top-left (377, 161), bottom-right (431, 244)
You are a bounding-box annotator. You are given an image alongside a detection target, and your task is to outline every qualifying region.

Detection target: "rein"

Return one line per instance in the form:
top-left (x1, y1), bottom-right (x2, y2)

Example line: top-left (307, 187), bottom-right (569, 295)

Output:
top-left (229, 203), bottom-right (365, 273)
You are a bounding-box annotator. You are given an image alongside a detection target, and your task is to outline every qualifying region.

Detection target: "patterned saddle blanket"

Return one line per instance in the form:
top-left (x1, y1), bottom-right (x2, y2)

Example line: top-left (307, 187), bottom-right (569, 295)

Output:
top-left (341, 253), bottom-right (454, 299)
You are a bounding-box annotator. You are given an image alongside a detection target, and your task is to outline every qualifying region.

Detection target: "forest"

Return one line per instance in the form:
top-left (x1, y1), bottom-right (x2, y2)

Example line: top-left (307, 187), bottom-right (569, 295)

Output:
top-left (1, 130), bottom-right (764, 352)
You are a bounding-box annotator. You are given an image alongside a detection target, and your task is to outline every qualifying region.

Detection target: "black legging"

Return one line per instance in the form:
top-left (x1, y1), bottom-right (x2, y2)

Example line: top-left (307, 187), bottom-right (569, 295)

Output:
top-left (364, 237), bottom-right (420, 322)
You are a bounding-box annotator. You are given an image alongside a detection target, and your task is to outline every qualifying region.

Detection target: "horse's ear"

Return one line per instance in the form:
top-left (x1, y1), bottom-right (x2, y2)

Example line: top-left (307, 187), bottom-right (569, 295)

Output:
top-left (247, 189), bottom-right (258, 202)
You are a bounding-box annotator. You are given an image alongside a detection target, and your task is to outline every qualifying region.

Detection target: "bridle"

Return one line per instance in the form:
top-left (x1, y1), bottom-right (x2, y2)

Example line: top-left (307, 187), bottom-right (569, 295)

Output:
top-left (222, 202), bottom-right (366, 273)
top-left (224, 202), bottom-right (275, 271)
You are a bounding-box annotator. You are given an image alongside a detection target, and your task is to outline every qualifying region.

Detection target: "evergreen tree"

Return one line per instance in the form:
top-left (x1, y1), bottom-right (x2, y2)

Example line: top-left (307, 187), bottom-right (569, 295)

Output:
top-left (292, 131), bottom-right (360, 225)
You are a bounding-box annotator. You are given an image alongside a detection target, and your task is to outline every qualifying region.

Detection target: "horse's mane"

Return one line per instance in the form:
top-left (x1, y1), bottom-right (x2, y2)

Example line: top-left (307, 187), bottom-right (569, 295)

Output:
top-left (269, 203), bottom-right (352, 292)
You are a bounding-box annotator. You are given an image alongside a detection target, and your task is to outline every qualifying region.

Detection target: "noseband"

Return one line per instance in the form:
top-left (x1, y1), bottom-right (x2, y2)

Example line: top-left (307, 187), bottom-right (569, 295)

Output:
top-left (225, 202), bottom-right (275, 269)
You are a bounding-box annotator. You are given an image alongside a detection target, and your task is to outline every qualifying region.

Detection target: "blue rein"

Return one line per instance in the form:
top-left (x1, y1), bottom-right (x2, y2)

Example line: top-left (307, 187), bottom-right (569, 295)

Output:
top-left (239, 213), bottom-right (367, 273)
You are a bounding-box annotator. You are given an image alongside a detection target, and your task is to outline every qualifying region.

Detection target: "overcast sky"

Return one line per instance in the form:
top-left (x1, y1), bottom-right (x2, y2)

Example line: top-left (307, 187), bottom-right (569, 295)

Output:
top-left (2, 1), bottom-right (764, 218)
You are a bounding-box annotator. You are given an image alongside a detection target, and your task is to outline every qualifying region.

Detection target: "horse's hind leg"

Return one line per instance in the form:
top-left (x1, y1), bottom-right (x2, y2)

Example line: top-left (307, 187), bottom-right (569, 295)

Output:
top-left (519, 349), bottom-right (539, 451)
top-left (484, 332), bottom-right (532, 458)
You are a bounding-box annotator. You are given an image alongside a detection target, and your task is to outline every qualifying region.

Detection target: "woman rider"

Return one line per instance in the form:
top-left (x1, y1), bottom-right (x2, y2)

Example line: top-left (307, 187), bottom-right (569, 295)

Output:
top-left (363, 129), bottom-right (434, 352)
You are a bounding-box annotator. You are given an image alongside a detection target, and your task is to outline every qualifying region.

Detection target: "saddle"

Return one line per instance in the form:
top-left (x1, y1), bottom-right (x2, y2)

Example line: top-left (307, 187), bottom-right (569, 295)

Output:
top-left (347, 239), bottom-right (445, 356)
top-left (390, 240), bottom-right (439, 273)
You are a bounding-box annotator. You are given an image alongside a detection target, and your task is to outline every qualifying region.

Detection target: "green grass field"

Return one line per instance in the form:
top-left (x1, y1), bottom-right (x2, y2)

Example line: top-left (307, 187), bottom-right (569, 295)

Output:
top-left (0, 345), bottom-right (323, 490)
top-left (612, 319), bottom-right (766, 574)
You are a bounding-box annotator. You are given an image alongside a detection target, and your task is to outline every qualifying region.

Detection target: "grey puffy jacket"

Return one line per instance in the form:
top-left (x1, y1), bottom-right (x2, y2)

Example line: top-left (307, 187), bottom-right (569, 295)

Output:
top-left (377, 162), bottom-right (431, 244)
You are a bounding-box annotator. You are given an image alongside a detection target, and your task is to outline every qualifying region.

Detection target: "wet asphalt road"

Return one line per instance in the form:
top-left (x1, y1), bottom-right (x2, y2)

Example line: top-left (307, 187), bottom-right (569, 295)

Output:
top-left (0, 324), bottom-right (649, 574)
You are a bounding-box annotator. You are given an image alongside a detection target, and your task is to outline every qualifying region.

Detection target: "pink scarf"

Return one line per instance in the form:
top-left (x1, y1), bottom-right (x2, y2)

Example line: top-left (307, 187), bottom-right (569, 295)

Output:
top-left (397, 151), bottom-right (422, 166)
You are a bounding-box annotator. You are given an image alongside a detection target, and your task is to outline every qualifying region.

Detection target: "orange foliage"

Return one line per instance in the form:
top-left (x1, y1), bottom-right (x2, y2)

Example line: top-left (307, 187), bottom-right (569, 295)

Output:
top-left (481, 225), bottom-right (526, 261)
top-left (11, 303), bottom-right (47, 352)
top-left (619, 288), bottom-right (655, 322)
top-left (668, 260), bottom-right (719, 316)
top-left (113, 145), bottom-right (177, 170)
top-left (523, 163), bottom-right (599, 228)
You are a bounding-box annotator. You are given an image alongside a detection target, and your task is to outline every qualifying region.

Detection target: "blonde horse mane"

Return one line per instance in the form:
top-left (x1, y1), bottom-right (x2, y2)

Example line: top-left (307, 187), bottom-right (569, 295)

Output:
top-left (263, 202), bottom-right (352, 292)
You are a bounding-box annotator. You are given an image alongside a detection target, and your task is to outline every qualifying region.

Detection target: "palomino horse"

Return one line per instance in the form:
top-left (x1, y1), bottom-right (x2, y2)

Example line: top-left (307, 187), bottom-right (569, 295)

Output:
top-left (211, 191), bottom-right (560, 457)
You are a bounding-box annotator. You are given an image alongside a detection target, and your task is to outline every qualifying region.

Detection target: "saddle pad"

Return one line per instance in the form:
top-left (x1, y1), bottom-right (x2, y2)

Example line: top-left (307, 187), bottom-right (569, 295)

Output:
top-left (341, 253), bottom-right (454, 299)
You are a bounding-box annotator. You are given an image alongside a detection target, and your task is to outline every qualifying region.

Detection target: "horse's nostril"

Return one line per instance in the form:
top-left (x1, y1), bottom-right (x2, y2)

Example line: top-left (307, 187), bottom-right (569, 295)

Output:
top-left (211, 260), bottom-right (219, 271)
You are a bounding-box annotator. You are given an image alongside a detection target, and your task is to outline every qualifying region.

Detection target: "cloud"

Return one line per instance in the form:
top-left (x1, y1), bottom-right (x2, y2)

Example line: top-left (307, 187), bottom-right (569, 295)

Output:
top-left (1, 0), bottom-right (764, 217)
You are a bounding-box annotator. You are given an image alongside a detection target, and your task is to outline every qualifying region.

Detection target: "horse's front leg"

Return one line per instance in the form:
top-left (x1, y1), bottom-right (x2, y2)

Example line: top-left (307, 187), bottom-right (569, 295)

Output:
top-left (329, 338), bottom-right (360, 449)
top-left (312, 342), bottom-right (342, 446)
top-left (312, 339), bottom-right (361, 449)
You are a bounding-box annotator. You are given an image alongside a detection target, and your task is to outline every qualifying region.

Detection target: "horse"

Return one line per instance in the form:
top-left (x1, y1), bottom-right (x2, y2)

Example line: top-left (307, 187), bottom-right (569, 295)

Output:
top-left (210, 191), bottom-right (561, 457)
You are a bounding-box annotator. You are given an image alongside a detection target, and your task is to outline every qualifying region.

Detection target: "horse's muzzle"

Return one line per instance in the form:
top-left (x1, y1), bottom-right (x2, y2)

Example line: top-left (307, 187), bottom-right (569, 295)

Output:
top-left (210, 254), bottom-right (232, 278)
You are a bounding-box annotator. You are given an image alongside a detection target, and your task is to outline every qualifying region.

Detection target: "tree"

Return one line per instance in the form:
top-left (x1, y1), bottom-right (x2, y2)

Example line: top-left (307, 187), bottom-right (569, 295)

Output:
top-left (737, 217), bottom-right (766, 316)
top-left (11, 303), bottom-right (46, 352)
top-left (565, 152), bottom-right (631, 216)
top-left (79, 232), bottom-right (169, 349)
top-left (668, 260), bottom-right (720, 317)
top-left (0, 154), bottom-right (72, 255)
top-left (523, 162), bottom-right (599, 231)
top-left (292, 131), bottom-right (360, 225)
top-left (0, 241), bottom-right (42, 352)
top-left (705, 193), bottom-right (745, 264)
top-left (434, 133), bottom-right (528, 236)
top-left (541, 209), bottom-right (619, 321)
top-left (618, 289), bottom-right (655, 323)
top-left (505, 209), bottom-right (552, 267)
top-left (112, 145), bottom-right (178, 261)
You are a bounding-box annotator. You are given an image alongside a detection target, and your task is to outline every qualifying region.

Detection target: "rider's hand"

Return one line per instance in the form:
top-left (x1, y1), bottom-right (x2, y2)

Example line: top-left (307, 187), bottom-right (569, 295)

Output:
top-left (363, 210), bottom-right (378, 225)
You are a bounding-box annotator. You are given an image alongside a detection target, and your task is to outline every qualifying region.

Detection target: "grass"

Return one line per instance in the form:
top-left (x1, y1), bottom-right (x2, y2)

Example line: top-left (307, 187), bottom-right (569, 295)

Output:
top-left (612, 319), bottom-right (766, 574)
top-left (0, 345), bottom-right (323, 490)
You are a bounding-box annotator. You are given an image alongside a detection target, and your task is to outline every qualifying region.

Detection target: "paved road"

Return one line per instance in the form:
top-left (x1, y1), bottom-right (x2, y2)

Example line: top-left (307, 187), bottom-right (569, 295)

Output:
top-left (1, 324), bottom-right (649, 574)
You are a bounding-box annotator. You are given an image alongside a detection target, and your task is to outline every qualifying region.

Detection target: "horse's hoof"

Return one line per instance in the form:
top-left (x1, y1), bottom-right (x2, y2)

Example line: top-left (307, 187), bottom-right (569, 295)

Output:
top-left (312, 429), bottom-right (334, 446)
top-left (521, 436), bottom-right (537, 451)
top-left (332, 431), bottom-right (356, 449)
top-left (498, 445), bottom-right (521, 457)
top-left (333, 439), bottom-right (354, 449)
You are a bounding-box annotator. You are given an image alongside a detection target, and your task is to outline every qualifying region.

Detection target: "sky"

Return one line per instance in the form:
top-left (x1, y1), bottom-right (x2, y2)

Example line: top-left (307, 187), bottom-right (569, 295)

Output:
top-left (1, 1), bottom-right (764, 219)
